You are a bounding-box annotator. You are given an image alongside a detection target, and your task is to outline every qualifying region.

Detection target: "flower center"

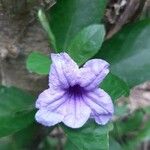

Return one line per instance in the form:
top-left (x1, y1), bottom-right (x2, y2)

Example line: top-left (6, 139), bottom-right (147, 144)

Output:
top-left (67, 84), bottom-right (85, 97)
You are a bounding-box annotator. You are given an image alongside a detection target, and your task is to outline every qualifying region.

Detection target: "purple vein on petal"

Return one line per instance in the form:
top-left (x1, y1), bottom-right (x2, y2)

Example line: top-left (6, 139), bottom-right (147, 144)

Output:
top-left (51, 64), bottom-right (70, 88)
top-left (36, 89), bottom-right (66, 109)
top-left (84, 93), bottom-right (111, 114)
top-left (46, 93), bottom-right (68, 111)
top-left (83, 65), bottom-right (109, 89)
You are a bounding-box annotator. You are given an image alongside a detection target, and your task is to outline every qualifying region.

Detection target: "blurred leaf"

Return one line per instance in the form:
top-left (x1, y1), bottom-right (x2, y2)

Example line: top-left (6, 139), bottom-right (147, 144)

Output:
top-left (49, 0), bottom-right (108, 51)
top-left (114, 105), bottom-right (129, 117)
top-left (0, 123), bottom-right (54, 150)
top-left (63, 122), bottom-right (113, 150)
top-left (142, 106), bottom-right (150, 114)
top-left (26, 51), bottom-right (51, 75)
top-left (109, 137), bottom-right (122, 150)
top-left (39, 136), bottom-right (59, 150)
top-left (12, 123), bottom-right (54, 150)
top-left (96, 19), bottom-right (150, 87)
top-left (12, 123), bottom-right (40, 149)
top-left (124, 120), bottom-right (150, 150)
top-left (0, 86), bottom-right (35, 137)
top-left (111, 110), bottom-right (150, 150)
top-left (137, 121), bottom-right (150, 142)
top-left (0, 124), bottom-right (39, 150)
top-left (101, 73), bottom-right (129, 101)
top-left (0, 136), bottom-right (13, 150)
top-left (112, 111), bottom-right (143, 138)
top-left (141, 8), bottom-right (150, 20)
top-left (38, 9), bottom-right (57, 50)
top-left (67, 24), bottom-right (105, 65)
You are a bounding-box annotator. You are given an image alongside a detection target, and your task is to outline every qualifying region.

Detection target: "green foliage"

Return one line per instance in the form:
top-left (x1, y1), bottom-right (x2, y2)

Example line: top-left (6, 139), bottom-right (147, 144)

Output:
top-left (39, 136), bottom-right (59, 150)
top-left (0, 124), bottom-right (39, 149)
top-left (38, 9), bottom-right (57, 50)
top-left (101, 73), bottom-right (129, 101)
top-left (49, 0), bottom-right (107, 51)
top-left (142, 106), bottom-right (150, 114)
top-left (109, 137), bottom-right (122, 150)
top-left (123, 120), bottom-right (150, 150)
top-left (26, 51), bottom-right (51, 75)
top-left (0, 136), bottom-right (13, 150)
top-left (110, 109), bottom-right (150, 150)
top-left (67, 24), bottom-right (105, 65)
top-left (24, 0), bottom-right (150, 149)
top-left (63, 122), bottom-right (113, 150)
top-left (114, 105), bottom-right (129, 117)
top-left (0, 86), bottom-right (35, 137)
top-left (11, 123), bottom-right (41, 149)
top-left (112, 111), bottom-right (143, 138)
top-left (97, 19), bottom-right (150, 87)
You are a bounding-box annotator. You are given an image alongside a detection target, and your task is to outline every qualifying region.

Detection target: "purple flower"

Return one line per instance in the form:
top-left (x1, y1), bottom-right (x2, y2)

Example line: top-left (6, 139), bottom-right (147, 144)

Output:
top-left (35, 52), bottom-right (114, 128)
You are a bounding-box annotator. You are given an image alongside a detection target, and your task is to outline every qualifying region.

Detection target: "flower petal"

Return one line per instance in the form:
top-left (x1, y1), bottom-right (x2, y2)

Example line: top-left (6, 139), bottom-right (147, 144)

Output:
top-left (49, 52), bottom-right (79, 89)
top-left (79, 59), bottom-right (109, 90)
top-left (84, 88), bottom-right (114, 125)
top-left (35, 88), bottom-right (66, 109)
top-left (94, 114), bottom-right (113, 125)
top-left (35, 109), bottom-right (63, 126)
top-left (63, 96), bottom-right (91, 128)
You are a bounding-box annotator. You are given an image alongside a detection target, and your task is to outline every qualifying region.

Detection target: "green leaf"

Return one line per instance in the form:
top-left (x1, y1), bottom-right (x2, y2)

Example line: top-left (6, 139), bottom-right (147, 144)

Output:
top-left (26, 51), bottom-right (51, 75)
top-left (0, 136), bottom-right (13, 150)
top-left (63, 122), bottom-right (113, 150)
top-left (12, 123), bottom-right (54, 150)
top-left (0, 86), bottom-right (35, 137)
top-left (101, 73), bottom-right (129, 101)
top-left (123, 120), bottom-right (150, 150)
top-left (40, 136), bottom-right (59, 150)
top-left (0, 124), bottom-right (39, 150)
top-left (136, 121), bottom-right (150, 142)
top-left (12, 123), bottom-right (41, 149)
top-left (112, 111), bottom-right (143, 138)
top-left (49, 0), bottom-right (108, 51)
top-left (111, 110), bottom-right (150, 150)
top-left (96, 19), bottom-right (150, 87)
top-left (109, 137), bottom-right (122, 150)
top-left (142, 106), bottom-right (150, 114)
top-left (0, 123), bottom-right (54, 150)
top-left (114, 105), bottom-right (129, 117)
top-left (67, 24), bottom-right (105, 65)
top-left (38, 9), bottom-right (57, 50)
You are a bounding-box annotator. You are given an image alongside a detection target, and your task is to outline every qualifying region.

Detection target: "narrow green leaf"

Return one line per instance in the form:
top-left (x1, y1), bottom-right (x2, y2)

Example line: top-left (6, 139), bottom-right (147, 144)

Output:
top-left (96, 19), bottom-right (150, 87)
top-left (0, 86), bottom-right (35, 137)
top-left (49, 0), bottom-right (108, 51)
top-left (26, 51), bottom-right (51, 75)
top-left (67, 24), bottom-right (105, 65)
top-left (63, 122), bottom-right (113, 150)
top-left (38, 9), bottom-right (57, 50)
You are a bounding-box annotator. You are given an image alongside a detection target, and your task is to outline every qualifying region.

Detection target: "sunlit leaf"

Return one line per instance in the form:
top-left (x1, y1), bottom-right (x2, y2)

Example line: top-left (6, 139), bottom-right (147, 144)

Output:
top-left (26, 51), bottom-right (51, 75)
